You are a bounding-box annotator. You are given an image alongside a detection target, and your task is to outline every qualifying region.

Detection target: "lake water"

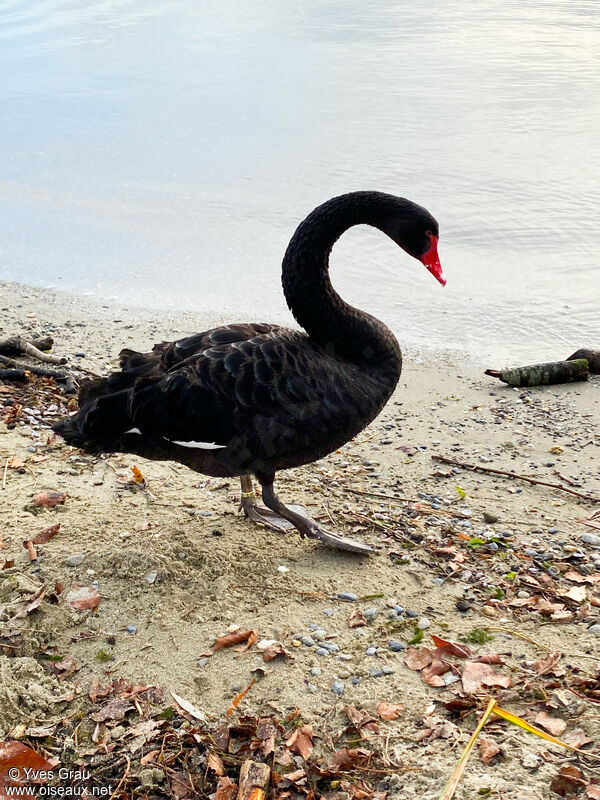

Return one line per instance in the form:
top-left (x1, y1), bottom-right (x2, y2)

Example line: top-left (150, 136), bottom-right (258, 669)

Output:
top-left (1, 0), bottom-right (598, 364)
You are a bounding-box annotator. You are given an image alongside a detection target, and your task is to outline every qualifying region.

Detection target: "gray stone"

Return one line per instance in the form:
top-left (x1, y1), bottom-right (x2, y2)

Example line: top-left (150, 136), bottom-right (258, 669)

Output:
top-left (64, 554), bottom-right (85, 567)
top-left (388, 640), bottom-right (405, 652)
top-left (581, 533), bottom-right (600, 546)
top-left (315, 647), bottom-right (329, 656)
top-left (337, 592), bottom-right (358, 602)
top-left (332, 680), bottom-right (345, 696)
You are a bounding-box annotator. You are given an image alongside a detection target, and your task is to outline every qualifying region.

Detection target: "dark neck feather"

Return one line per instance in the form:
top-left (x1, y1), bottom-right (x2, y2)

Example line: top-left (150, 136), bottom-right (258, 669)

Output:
top-left (282, 192), bottom-right (403, 375)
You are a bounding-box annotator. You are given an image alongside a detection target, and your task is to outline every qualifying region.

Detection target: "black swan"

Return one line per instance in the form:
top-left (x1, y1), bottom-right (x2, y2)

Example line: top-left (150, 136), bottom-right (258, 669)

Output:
top-left (53, 191), bottom-right (444, 554)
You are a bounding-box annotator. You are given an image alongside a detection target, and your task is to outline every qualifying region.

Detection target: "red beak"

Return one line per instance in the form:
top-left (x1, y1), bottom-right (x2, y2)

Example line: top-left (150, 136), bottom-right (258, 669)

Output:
top-left (420, 235), bottom-right (446, 286)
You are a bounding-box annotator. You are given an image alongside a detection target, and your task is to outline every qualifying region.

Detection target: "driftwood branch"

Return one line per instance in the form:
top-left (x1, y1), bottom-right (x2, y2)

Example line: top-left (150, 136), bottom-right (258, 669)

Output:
top-left (0, 368), bottom-right (27, 382)
top-left (431, 454), bottom-right (600, 503)
top-left (0, 335), bottom-right (65, 365)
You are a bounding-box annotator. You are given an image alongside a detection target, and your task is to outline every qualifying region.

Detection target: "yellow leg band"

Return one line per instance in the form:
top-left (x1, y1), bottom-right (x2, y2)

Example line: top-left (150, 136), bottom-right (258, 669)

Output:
top-left (241, 490), bottom-right (256, 498)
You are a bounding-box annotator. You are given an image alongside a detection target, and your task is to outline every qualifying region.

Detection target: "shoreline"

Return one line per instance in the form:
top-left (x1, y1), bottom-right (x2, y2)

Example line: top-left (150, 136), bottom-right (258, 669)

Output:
top-left (1, 279), bottom-right (479, 370)
top-left (1, 279), bottom-right (599, 798)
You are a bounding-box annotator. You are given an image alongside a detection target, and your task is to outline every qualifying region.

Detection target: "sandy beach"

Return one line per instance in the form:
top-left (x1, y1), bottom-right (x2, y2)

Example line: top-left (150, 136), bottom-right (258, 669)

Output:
top-left (1, 280), bottom-right (599, 798)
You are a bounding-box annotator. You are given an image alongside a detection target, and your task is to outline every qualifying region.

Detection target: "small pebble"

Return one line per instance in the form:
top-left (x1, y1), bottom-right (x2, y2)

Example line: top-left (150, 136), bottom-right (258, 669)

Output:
top-left (145, 572), bottom-right (157, 585)
top-left (363, 607), bottom-right (379, 621)
top-left (197, 657), bottom-right (208, 668)
top-left (64, 554), bottom-right (85, 567)
top-left (483, 511), bottom-right (499, 524)
top-left (310, 667), bottom-right (322, 676)
top-left (366, 647), bottom-right (377, 656)
top-left (277, 565), bottom-right (289, 573)
top-left (337, 592), bottom-right (357, 602)
top-left (388, 640), bottom-right (405, 652)
top-left (393, 605), bottom-right (404, 615)
top-left (332, 680), bottom-right (345, 696)
top-left (301, 636), bottom-right (316, 647)
top-left (417, 617), bottom-right (430, 630)
top-left (322, 641), bottom-right (339, 653)
top-left (547, 527), bottom-right (559, 534)
top-left (313, 628), bottom-right (327, 641)
top-left (588, 624), bottom-right (600, 636)
top-left (315, 647), bottom-right (330, 656)
top-left (456, 600), bottom-right (471, 612)
top-left (431, 578), bottom-right (444, 587)
top-left (581, 533), bottom-right (600, 546)
top-left (369, 668), bottom-right (383, 678)
top-left (521, 753), bottom-right (542, 770)
top-left (382, 665), bottom-right (395, 675)
top-left (126, 625), bottom-right (137, 634)
top-left (405, 609), bottom-right (418, 618)
top-left (323, 608), bottom-right (335, 616)
top-left (351, 677), bottom-right (361, 685)
top-left (307, 683), bottom-right (318, 693)
top-left (482, 606), bottom-right (497, 618)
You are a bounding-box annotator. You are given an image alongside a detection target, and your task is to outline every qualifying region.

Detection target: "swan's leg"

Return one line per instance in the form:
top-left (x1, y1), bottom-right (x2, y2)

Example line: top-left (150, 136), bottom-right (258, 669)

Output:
top-left (239, 475), bottom-right (299, 532)
top-left (259, 481), bottom-right (374, 555)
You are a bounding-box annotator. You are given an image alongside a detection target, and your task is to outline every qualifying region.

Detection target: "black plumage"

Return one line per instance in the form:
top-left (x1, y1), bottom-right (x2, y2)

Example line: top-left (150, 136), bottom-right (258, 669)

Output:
top-left (54, 191), bottom-right (444, 553)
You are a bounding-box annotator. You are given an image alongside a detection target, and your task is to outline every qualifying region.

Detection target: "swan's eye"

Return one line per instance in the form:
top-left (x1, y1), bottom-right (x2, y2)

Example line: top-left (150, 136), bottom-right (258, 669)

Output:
top-left (425, 229), bottom-right (433, 238)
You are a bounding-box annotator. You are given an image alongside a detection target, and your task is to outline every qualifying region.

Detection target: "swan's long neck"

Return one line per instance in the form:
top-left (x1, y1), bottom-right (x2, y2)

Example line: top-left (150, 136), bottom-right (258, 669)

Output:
top-left (282, 192), bottom-right (402, 377)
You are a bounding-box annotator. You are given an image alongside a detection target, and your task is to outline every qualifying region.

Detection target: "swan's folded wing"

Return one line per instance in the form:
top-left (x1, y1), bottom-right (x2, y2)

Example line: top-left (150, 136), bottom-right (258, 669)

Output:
top-left (126, 328), bottom-right (378, 465)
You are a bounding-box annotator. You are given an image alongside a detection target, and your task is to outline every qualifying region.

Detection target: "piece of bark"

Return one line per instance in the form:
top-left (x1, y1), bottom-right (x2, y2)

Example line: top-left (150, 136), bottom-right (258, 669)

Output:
top-left (485, 359), bottom-right (589, 387)
top-left (0, 336), bottom-right (64, 364)
top-left (0, 368), bottom-right (27, 382)
top-left (567, 348), bottom-right (600, 374)
top-left (236, 760), bottom-right (270, 800)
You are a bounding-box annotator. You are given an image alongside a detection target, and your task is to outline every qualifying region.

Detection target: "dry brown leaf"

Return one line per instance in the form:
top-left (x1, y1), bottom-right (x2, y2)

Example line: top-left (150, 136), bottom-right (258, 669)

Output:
top-left (263, 642), bottom-right (293, 662)
top-left (587, 787), bottom-right (600, 800)
top-left (215, 776), bottom-right (238, 800)
top-left (32, 523), bottom-right (61, 544)
top-left (169, 771), bottom-right (194, 799)
top-left (207, 629), bottom-right (257, 655)
top-left (404, 647), bottom-right (433, 671)
top-left (376, 702), bottom-right (404, 721)
top-left (479, 735), bottom-right (501, 765)
top-left (9, 457), bottom-right (26, 469)
top-left (207, 752), bottom-right (225, 776)
top-left (564, 585), bottom-right (587, 603)
top-left (537, 598), bottom-right (565, 615)
top-left (90, 698), bottom-right (133, 723)
top-left (33, 491), bottom-right (66, 507)
top-left (430, 635), bottom-right (471, 659)
top-left (422, 654), bottom-right (451, 687)
top-left (532, 651), bottom-right (564, 677)
top-left (234, 629), bottom-right (258, 653)
top-left (286, 724), bottom-right (313, 760)
top-left (565, 570), bottom-right (600, 585)
top-left (534, 711), bottom-right (567, 736)
top-left (0, 741), bottom-right (58, 773)
top-left (171, 692), bottom-right (207, 722)
top-left (563, 728), bottom-right (594, 749)
top-left (65, 585), bottom-right (101, 611)
top-left (461, 661), bottom-right (511, 694)
top-left (348, 608), bottom-right (367, 628)
top-left (550, 765), bottom-right (588, 797)
top-left (344, 705), bottom-right (379, 737)
top-left (13, 584), bottom-right (47, 618)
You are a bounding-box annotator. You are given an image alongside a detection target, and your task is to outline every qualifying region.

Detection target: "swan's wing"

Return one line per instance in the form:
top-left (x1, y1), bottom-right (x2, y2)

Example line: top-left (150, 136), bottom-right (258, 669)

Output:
top-left (126, 327), bottom-right (372, 461)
